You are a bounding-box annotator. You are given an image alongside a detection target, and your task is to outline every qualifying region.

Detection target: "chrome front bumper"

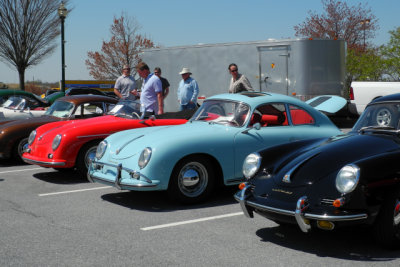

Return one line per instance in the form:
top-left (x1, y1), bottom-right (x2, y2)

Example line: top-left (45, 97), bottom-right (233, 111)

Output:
top-left (88, 159), bottom-right (158, 189)
top-left (235, 185), bottom-right (368, 233)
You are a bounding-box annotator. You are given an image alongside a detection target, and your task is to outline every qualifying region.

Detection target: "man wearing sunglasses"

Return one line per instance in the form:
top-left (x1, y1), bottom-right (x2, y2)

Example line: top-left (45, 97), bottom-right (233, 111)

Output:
top-left (114, 65), bottom-right (137, 100)
top-left (228, 63), bottom-right (253, 93)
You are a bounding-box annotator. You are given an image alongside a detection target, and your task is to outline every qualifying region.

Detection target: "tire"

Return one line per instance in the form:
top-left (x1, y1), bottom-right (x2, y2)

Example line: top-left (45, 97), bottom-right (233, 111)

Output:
top-left (168, 156), bottom-right (215, 204)
top-left (76, 141), bottom-right (100, 178)
top-left (12, 137), bottom-right (28, 162)
top-left (373, 188), bottom-right (400, 249)
top-left (374, 107), bottom-right (396, 127)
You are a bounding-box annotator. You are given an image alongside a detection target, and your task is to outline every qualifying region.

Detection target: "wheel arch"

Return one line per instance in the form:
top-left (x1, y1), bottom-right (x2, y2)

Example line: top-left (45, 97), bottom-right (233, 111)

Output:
top-left (169, 153), bottom-right (224, 189)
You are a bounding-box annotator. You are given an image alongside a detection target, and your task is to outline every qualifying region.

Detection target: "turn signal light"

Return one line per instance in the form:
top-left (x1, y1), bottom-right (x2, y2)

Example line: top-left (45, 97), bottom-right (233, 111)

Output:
top-left (333, 198), bottom-right (344, 208)
top-left (238, 183), bottom-right (246, 190)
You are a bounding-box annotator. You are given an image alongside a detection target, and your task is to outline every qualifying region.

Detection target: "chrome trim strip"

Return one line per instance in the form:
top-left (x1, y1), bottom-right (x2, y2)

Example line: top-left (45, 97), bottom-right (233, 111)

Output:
top-left (116, 135), bottom-right (144, 155)
top-left (22, 158), bottom-right (65, 166)
top-left (77, 134), bottom-right (109, 139)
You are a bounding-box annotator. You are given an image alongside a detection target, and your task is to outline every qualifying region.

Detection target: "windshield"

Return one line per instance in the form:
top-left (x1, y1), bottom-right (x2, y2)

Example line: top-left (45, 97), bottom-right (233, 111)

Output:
top-left (108, 100), bottom-right (141, 119)
top-left (191, 99), bottom-right (250, 127)
top-left (2, 96), bottom-right (26, 110)
top-left (352, 103), bottom-right (400, 131)
top-left (44, 101), bottom-right (74, 118)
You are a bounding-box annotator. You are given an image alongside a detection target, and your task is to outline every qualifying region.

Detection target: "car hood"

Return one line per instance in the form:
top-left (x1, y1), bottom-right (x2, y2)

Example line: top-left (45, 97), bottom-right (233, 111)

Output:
top-left (272, 133), bottom-right (400, 187)
top-left (0, 115), bottom-right (57, 131)
top-left (106, 121), bottom-right (238, 159)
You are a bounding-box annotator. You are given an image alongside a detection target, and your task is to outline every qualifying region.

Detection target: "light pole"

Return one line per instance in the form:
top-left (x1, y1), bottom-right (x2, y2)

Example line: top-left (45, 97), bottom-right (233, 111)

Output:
top-left (360, 19), bottom-right (370, 51)
top-left (58, 1), bottom-right (68, 92)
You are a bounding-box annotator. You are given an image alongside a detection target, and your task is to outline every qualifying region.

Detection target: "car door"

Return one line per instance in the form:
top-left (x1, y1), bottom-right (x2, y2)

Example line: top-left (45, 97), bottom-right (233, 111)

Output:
top-left (232, 103), bottom-right (317, 182)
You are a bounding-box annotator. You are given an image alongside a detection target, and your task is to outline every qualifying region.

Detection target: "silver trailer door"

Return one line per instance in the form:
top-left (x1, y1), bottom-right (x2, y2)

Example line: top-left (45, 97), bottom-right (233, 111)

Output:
top-left (258, 45), bottom-right (290, 95)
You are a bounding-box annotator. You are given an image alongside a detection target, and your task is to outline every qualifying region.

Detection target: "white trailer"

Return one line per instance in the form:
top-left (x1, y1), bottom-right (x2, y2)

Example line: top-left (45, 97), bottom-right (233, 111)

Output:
top-left (140, 38), bottom-right (346, 112)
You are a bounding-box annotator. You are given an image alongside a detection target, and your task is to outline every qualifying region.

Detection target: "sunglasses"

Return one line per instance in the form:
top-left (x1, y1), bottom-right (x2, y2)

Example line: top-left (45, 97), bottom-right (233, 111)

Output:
top-left (230, 69), bottom-right (238, 72)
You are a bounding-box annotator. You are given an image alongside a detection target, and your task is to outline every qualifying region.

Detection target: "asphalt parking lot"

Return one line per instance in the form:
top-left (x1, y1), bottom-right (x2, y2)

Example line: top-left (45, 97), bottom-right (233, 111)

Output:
top-left (1, 159), bottom-right (400, 267)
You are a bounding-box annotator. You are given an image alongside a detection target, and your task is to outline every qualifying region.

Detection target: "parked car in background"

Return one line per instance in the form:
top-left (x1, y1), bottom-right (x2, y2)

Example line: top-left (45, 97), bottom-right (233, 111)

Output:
top-left (0, 95), bottom-right (117, 162)
top-left (349, 81), bottom-right (400, 115)
top-left (0, 90), bottom-right (56, 123)
top-left (23, 100), bottom-right (192, 177)
top-left (235, 93), bottom-right (400, 249)
top-left (88, 92), bottom-right (342, 204)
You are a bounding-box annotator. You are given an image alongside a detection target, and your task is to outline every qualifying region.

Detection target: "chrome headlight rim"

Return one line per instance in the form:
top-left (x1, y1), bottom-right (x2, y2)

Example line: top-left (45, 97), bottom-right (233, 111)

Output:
top-left (28, 130), bottom-right (36, 145)
top-left (95, 140), bottom-right (108, 160)
top-left (52, 134), bottom-right (62, 151)
top-left (335, 164), bottom-right (360, 194)
top-left (243, 152), bottom-right (262, 180)
top-left (138, 147), bottom-right (152, 169)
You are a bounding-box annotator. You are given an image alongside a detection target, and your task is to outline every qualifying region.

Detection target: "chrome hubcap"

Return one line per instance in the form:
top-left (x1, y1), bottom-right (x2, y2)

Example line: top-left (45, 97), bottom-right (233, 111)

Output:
top-left (178, 162), bottom-right (208, 197)
top-left (85, 146), bottom-right (98, 168)
top-left (376, 108), bottom-right (391, 126)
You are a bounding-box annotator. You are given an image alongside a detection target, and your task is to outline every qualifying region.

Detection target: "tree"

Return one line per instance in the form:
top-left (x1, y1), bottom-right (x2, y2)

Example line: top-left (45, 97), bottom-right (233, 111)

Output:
top-left (85, 14), bottom-right (155, 80)
top-left (380, 27), bottom-right (400, 81)
top-left (294, 0), bottom-right (380, 88)
top-left (346, 48), bottom-right (386, 81)
top-left (294, 0), bottom-right (378, 51)
top-left (0, 0), bottom-right (69, 90)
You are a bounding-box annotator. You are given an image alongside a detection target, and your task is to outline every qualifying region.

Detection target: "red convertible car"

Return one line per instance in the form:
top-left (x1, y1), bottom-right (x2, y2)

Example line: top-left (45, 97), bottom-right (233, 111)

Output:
top-left (22, 100), bottom-right (192, 177)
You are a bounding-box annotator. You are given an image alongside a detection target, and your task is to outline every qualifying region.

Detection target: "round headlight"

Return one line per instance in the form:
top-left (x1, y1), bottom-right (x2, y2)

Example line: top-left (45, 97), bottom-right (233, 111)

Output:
top-left (28, 130), bottom-right (36, 145)
top-left (52, 134), bottom-right (62, 151)
top-left (138, 147), bottom-right (152, 169)
top-left (336, 164), bottom-right (360, 194)
top-left (95, 140), bottom-right (108, 159)
top-left (243, 153), bottom-right (262, 179)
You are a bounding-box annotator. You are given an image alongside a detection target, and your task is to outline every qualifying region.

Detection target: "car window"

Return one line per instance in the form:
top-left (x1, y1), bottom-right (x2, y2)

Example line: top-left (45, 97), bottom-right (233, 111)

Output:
top-left (192, 100), bottom-right (250, 127)
top-left (78, 102), bottom-right (110, 118)
top-left (288, 104), bottom-right (315, 125)
top-left (352, 103), bottom-right (400, 130)
top-left (250, 103), bottom-right (287, 127)
top-left (44, 101), bottom-right (74, 118)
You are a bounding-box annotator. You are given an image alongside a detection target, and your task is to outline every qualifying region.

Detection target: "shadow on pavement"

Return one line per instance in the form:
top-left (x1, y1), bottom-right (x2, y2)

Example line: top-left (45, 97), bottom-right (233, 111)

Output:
top-left (256, 225), bottom-right (399, 261)
top-left (32, 169), bottom-right (88, 184)
top-left (100, 185), bottom-right (238, 212)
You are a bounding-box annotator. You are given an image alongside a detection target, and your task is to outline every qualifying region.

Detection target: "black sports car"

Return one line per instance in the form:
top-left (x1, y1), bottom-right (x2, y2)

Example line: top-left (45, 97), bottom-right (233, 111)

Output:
top-left (235, 93), bottom-right (400, 249)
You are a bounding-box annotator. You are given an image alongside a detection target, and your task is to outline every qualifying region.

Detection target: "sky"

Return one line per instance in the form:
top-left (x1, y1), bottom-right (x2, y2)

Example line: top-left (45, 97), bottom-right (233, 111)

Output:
top-left (0, 0), bottom-right (398, 84)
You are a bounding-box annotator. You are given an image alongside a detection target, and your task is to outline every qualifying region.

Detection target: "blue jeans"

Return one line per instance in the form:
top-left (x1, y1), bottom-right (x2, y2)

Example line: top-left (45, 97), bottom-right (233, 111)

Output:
top-left (179, 102), bottom-right (196, 111)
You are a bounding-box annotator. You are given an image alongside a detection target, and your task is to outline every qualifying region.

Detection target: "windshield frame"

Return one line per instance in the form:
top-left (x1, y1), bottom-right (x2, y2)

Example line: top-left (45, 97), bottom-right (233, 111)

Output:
top-left (191, 99), bottom-right (251, 128)
top-left (352, 102), bottom-right (400, 132)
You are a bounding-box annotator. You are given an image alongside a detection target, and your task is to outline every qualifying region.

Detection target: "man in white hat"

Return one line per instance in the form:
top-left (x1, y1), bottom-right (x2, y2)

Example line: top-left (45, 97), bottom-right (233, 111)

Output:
top-left (114, 64), bottom-right (137, 100)
top-left (177, 67), bottom-right (199, 111)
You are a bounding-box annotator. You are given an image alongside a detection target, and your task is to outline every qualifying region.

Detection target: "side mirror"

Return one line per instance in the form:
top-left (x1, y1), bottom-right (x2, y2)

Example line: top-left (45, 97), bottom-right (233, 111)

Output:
top-left (253, 122), bottom-right (261, 130)
top-left (241, 122), bottom-right (261, 134)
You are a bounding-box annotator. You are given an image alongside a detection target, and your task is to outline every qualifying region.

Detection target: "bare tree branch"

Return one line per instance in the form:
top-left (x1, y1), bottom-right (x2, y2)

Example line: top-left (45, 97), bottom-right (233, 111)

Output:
top-left (0, 0), bottom-right (70, 90)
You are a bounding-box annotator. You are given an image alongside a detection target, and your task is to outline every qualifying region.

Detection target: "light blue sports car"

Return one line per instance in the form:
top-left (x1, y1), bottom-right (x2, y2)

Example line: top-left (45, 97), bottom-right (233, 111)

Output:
top-left (88, 92), bottom-right (342, 203)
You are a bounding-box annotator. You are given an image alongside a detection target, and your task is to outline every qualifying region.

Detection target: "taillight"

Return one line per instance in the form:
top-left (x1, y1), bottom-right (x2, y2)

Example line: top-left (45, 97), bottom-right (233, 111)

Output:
top-left (349, 87), bottom-right (354, 100)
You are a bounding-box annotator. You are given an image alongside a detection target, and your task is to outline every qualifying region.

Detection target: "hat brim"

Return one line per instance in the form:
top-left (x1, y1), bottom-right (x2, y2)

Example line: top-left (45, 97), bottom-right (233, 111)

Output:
top-left (179, 72), bottom-right (191, 75)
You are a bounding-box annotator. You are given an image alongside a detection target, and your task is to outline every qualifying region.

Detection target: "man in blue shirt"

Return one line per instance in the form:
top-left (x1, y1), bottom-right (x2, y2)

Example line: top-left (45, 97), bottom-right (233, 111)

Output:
top-left (177, 68), bottom-right (199, 111)
top-left (133, 62), bottom-right (163, 118)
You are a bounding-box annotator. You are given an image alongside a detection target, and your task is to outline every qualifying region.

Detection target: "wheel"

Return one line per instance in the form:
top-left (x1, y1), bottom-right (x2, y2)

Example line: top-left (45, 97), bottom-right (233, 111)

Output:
top-left (76, 141), bottom-right (100, 178)
top-left (168, 156), bottom-right (215, 204)
top-left (373, 188), bottom-right (400, 249)
top-left (12, 137), bottom-right (28, 162)
top-left (375, 107), bottom-right (394, 127)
